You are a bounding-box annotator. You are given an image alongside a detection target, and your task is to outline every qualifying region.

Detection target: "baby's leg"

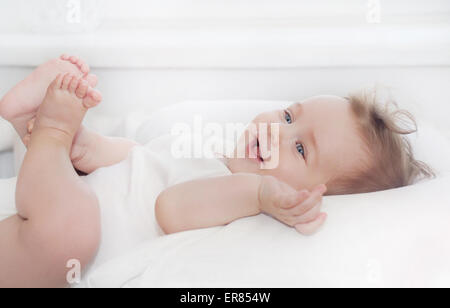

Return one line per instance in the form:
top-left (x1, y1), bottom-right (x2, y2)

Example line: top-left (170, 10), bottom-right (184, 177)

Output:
top-left (0, 55), bottom-right (98, 139)
top-left (0, 74), bottom-right (102, 287)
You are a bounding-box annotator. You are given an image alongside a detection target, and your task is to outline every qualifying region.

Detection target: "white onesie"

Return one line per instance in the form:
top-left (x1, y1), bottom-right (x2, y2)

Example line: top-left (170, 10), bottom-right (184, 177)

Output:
top-left (0, 133), bottom-right (232, 276)
top-left (80, 133), bottom-right (232, 273)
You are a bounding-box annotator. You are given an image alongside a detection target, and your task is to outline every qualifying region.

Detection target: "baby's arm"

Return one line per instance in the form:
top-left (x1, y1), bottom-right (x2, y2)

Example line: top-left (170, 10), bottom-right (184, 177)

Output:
top-left (155, 173), bottom-right (327, 235)
top-left (155, 173), bottom-right (261, 234)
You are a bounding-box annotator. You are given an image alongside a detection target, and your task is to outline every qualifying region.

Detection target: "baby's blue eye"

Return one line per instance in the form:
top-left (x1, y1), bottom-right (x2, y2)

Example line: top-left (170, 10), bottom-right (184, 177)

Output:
top-left (296, 143), bottom-right (305, 157)
top-left (284, 111), bottom-right (293, 124)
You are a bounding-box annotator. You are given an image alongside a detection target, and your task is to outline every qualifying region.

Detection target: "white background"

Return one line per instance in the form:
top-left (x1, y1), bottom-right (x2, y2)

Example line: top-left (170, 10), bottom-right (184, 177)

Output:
top-left (0, 0), bottom-right (449, 67)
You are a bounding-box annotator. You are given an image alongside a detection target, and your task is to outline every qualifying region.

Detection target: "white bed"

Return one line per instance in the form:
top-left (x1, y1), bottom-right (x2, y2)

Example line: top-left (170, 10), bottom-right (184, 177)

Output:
top-left (1, 99), bottom-right (450, 288)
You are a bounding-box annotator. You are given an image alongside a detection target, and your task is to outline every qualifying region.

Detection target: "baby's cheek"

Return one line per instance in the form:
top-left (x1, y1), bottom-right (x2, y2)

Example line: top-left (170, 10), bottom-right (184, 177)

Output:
top-left (279, 164), bottom-right (310, 190)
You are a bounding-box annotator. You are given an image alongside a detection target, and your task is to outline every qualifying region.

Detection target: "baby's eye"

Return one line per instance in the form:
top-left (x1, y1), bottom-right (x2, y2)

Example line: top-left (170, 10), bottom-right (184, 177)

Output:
top-left (284, 110), bottom-right (293, 124)
top-left (296, 143), bottom-right (305, 158)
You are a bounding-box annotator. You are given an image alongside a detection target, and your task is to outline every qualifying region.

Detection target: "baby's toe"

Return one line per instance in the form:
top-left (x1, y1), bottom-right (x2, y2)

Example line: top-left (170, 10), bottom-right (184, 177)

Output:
top-left (85, 74), bottom-right (98, 87)
top-left (82, 89), bottom-right (102, 109)
top-left (61, 74), bottom-right (75, 91)
top-left (60, 54), bottom-right (91, 77)
top-left (50, 73), bottom-right (65, 89)
top-left (69, 77), bottom-right (82, 94)
top-left (69, 56), bottom-right (79, 65)
top-left (78, 61), bottom-right (90, 75)
top-left (75, 80), bottom-right (89, 99)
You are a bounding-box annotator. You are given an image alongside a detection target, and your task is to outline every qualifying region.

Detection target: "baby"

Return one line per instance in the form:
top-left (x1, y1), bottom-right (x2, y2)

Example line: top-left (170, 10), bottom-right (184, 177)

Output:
top-left (0, 55), bottom-right (433, 287)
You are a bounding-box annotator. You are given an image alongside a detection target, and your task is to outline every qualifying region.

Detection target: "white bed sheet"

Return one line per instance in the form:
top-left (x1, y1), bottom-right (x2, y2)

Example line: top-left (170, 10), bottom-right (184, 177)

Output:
top-left (82, 173), bottom-right (450, 288)
top-left (0, 151), bottom-right (14, 178)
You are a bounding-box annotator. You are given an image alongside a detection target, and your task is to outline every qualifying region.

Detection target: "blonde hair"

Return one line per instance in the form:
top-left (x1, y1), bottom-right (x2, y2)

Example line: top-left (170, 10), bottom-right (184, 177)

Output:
top-left (327, 89), bottom-right (435, 195)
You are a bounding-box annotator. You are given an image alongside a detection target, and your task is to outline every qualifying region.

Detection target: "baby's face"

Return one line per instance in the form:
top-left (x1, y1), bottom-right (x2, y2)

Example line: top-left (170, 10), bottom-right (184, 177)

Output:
top-left (226, 95), bottom-right (367, 192)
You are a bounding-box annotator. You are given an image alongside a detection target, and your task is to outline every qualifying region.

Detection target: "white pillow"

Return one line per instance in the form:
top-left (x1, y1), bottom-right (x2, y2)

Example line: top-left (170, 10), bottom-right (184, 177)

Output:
top-left (85, 173), bottom-right (450, 288)
top-left (111, 99), bottom-right (450, 288)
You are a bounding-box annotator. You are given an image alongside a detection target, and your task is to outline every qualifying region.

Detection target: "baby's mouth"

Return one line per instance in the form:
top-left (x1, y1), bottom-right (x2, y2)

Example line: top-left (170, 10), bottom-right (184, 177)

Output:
top-left (256, 138), bottom-right (264, 162)
top-left (247, 135), bottom-right (260, 162)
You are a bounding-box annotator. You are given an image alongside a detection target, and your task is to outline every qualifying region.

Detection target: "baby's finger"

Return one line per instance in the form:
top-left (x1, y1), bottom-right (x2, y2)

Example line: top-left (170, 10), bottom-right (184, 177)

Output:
top-left (314, 184), bottom-right (327, 195)
top-left (23, 134), bottom-right (31, 148)
top-left (27, 118), bottom-right (36, 134)
top-left (285, 184), bottom-right (325, 216)
top-left (293, 202), bottom-right (322, 225)
top-left (279, 190), bottom-right (310, 209)
top-left (295, 213), bottom-right (327, 236)
top-left (288, 192), bottom-right (322, 217)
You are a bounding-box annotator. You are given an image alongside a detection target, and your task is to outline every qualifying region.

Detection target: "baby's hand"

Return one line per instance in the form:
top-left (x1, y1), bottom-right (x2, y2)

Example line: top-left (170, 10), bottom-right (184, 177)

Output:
top-left (258, 176), bottom-right (327, 235)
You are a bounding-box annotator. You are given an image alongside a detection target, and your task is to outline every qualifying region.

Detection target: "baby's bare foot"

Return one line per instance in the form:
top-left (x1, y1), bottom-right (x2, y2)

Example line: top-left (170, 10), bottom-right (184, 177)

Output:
top-left (28, 73), bottom-right (102, 148)
top-left (0, 55), bottom-right (98, 138)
